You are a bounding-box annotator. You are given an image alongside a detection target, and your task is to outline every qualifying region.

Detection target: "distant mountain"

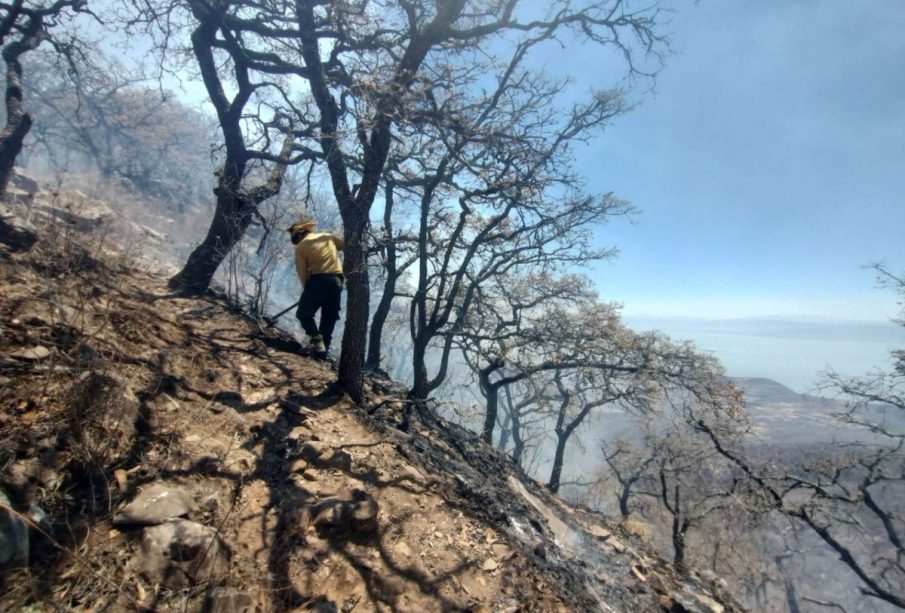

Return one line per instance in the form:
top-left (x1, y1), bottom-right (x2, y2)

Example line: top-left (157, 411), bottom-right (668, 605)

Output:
top-left (730, 376), bottom-right (895, 445)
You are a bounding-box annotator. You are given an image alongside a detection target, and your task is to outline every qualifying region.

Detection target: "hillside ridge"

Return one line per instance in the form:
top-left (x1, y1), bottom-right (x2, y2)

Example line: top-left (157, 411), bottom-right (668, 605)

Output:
top-left (0, 194), bottom-right (739, 612)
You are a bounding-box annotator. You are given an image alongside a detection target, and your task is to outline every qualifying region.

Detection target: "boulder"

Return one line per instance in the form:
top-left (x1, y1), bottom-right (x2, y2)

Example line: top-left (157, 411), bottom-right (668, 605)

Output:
top-left (114, 484), bottom-right (196, 525)
top-left (0, 204), bottom-right (37, 252)
top-left (11, 169), bottom-right (39, 194)
top-left (139, 519), bottom-right (230, 588)
top-left (0, 488), bottom-right (28, 566)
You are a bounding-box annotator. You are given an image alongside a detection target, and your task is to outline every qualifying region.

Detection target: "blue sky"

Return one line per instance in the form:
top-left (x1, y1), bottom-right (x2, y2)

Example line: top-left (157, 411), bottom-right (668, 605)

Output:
top-left (578, 0), bottom-right (905, 321)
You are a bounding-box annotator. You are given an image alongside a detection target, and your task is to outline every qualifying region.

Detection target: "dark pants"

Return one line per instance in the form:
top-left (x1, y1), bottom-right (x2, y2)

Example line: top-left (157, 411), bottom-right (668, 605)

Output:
top-left (296, 274), bottom-right (343, 349)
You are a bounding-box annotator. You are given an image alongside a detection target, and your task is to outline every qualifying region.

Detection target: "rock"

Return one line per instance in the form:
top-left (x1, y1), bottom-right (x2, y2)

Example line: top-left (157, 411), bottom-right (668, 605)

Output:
top-left (322, 449), bottom-right (353, 471)
top-left (587, 524), bottom-right (611, 541)
top-left (491, 542), bottom-right (514, 560)
top-left (393, 541), bottom-right (412, 558)
top-left (621, 516), bottom-right (652, 541)
top-left (0, 205), bottom-right (37, 252)
top-left (139, 519), bottom-right (230, 588)
top-left (482, 558), bottom-right (498, 572)
top-left (133, 223), bottom-right (166, 243)
top-left (204, 588), bottom-right (256, 613)
top-left (114, 484), bottom-right (196, 525)
top-left (12, 169), bottom-right (39, 194)
top-left (34, 190), bottom-right (116, 231)
top-left (9, 346), bottom-right (51, 361)
top-left (75, 342), bottom-right (100, 366)
top-left (114, 469), bottom-right (128, 491)
top-left (0, 488), bottom-right (28, 566)
top-left (312, 490), bottom-right (379, 535)
top-left (296, 442), bottom-right (326, 461)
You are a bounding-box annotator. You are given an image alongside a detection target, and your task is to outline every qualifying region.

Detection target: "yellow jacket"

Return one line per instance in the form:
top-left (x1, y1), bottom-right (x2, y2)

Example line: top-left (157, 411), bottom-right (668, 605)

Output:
top-left (294, 232), bottom-right (344, 285)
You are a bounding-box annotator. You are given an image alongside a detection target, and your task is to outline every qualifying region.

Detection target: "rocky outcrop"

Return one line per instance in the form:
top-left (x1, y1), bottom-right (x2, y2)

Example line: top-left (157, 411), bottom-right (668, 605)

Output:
top-left (33, 190), bottom-right (116, 231)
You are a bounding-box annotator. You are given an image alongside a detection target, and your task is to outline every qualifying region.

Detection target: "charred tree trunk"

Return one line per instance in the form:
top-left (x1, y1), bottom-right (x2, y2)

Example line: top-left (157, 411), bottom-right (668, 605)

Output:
top-left (0, 14), bottom-right (42, 197)
top-left (337, 205), bottom-right (369, 404)
top-left (511, 404), bottom-right (525, 467)
top-left (169, 134), bottom-right (292, 295)
top-left (409, 334), bottom-right (432, 400)
top-left (168, 11), bottom-right (291, 295)
top-left (478, 362), bottom-right (505, 444)
top-left (548, 432), bottom-right (570, 494)
top-left (169, 161), bottom-right (247, 293)
top-left (497, 384), bottom-right (514, 451)
top-left (671, 512), bottom-right (689, 571)
top-left (366, 180), bottom-right (397, 370)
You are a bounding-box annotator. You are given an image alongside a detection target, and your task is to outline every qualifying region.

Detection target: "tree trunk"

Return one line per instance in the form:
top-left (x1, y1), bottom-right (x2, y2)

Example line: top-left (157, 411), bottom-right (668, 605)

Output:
top-left (169, 184), bottom-right (249, 293)
top-left (478, 366), bottom-right (500, 444)
top-left (511, 404), bottom-right (525, 467)
top-left (618, 486), bottom-right (631, 518)
top-left (366, 281), bottom-right (394, 370)
top-left (547, 432), bottom-right (570, 493)
top-left (366, 180), bottom-right (398, 370)
top-left (497, 384), bottom-right (514, 451)
top-left (409, 335), bottom-right (432, 400)
top-left (0, 112), bottom-right (31, 197)
top-left (672, 516), bottom-right (688, 571)
top-left (337, 210), bottom-right (369, 404)
top-left (0, 17), bottom-right (42, 197)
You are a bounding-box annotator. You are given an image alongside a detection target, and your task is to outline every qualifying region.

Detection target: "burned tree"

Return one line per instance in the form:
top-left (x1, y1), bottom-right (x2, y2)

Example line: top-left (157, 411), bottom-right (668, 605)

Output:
top-left (130, 0), bottom-right (667, 403)
top-left (0, 0), bottom-right (85, 196)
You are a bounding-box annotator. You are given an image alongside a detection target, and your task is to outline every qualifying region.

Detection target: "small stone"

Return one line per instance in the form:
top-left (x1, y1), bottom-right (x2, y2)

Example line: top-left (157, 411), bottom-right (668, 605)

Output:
top-left (204, 588), bottom-right (256, 613)
top-left (491, 543), bottom-right (514, 560)
top-left (297, 442), bottom-right (326, 461)
top-left (114, 469), bottom-right (128, 491)
top-left (482, 558), bottom-right (498, 572)
top-left (10, 346), bottom-right (50, 361)
top-left (531, 540), bottom-right (546, 559)
top-left (588, 524), bottom-right (611, 541)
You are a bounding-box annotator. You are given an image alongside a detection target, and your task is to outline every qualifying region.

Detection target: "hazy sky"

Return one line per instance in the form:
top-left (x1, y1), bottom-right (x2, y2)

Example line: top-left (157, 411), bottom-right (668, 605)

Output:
top-left (580, 0), bottom-right (905, 321)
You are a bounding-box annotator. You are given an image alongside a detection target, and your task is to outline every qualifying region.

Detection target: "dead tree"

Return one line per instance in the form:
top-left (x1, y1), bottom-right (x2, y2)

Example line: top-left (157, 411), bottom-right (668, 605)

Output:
top-left (0, 0), bottom-right (85, 196)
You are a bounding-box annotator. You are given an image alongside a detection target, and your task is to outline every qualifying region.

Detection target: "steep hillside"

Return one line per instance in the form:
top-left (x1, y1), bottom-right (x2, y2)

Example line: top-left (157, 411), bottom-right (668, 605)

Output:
top-left (1, 193), bottom-right (738, 611)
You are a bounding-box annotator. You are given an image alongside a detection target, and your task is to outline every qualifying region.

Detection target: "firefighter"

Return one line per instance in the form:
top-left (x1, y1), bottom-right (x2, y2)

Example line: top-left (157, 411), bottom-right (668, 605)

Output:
top-left (288, 220), bottom-right (344, 357)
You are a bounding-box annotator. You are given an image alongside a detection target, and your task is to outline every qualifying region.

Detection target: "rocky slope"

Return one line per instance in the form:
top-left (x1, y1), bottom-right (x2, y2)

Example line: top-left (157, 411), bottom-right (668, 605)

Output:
top-left (1, 186), bottom-right (740, 612)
